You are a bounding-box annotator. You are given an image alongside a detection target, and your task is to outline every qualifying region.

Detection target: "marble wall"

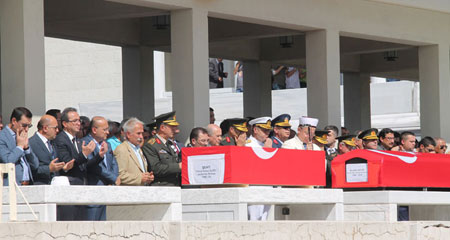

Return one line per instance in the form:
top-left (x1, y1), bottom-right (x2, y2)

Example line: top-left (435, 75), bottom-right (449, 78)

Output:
top-left (1, 221), bottom-right (450, 240)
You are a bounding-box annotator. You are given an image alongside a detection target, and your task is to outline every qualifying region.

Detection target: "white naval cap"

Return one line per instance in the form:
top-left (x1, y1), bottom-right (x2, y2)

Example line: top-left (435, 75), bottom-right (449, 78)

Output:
top-left (299, 116), bottom-right (319, 127)
top-left (249, 117), bottom-right (272, 130)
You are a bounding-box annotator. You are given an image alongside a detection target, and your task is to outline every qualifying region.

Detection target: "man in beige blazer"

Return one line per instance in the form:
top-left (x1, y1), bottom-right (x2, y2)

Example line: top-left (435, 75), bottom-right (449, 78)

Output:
top-left (114, 118), bottom-right (154, 186)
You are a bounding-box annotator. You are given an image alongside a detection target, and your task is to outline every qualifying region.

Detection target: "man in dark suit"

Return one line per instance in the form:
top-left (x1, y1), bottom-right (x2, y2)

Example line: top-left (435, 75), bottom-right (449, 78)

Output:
top-left (53, 107), bottom-right (98, 220)
top-left (54, 107), bottom-right (98, 185)
top-left (29, 115), bottom-right (74, 185)
top-left (217, 58), bottom-right (228, 88)
top-left (83, 116), bottom-right (119, 220)
top-left (0, 107), bottom-right (39, 185)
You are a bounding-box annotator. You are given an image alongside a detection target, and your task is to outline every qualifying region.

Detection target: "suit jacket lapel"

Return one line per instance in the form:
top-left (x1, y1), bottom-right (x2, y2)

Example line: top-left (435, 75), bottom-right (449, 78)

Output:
top-left (34, 134), bottom-right (52, 160)
top-left (157, 135), bottom-right (174, 155)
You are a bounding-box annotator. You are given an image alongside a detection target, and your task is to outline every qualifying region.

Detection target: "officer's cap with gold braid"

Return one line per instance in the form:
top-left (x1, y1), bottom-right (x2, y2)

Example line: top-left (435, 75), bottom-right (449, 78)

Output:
top-left (358, 128), bottom-right (379, 140)
top-left (154, 111), bottom-right (179, 127)
top-left (314, 130), bottom-right (329, 144)
top-left (146, 121), bottom-right (157, 131)
top-left (336, 135), bottom-right (356, 147)
top-left (249, 117), bottom-right (272, 130)
top-left (271, 114), bottom-right (291, 127)
top-left (227, 118), bottom-right (248, 132)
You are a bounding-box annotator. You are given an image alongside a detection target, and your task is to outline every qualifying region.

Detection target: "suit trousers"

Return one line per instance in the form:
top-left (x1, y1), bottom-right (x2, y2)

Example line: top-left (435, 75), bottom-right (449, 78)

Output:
top-left (57, 205), bottom-right (87, 221)
top-left (86, 205), bottom-right (106, 221)
top-left (209, 81), bottom-right (218, 88)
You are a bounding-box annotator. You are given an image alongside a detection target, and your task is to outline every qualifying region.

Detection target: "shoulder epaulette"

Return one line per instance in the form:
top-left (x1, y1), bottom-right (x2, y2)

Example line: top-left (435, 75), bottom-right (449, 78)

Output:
top-left (148, 138), bottom-right (156, 144)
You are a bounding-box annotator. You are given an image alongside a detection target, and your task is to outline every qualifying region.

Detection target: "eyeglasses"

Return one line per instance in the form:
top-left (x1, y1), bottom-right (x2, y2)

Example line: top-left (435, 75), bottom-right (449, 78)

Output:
top-left (21, 123), bottom-right (33, 128)
top-left (68, 119), bottom-right (81, 123)
top-left (426, 148), bottom-right (435, 152)
top-left (440, 145), bottom-right (448, 150)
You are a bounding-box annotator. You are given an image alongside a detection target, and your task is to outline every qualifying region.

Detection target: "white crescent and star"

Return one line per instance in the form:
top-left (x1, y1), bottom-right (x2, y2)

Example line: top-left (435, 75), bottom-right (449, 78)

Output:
top-left (369, 150), bottom-right (417, 163)
top-left (251, 147), bottom-right (278, 160)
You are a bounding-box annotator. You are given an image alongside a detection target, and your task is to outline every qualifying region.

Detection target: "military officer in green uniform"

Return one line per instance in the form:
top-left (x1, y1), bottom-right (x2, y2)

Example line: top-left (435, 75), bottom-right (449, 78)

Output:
top-left (336, 135), bottom-right (357, 155)
top-left (219, 118), bottom-right (248, 146)
top-left (142, 111), bottom-right (182, 186)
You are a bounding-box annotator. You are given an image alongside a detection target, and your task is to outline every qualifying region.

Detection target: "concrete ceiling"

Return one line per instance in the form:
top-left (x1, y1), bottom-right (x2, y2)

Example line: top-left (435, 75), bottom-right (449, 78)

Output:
top-left (43, 0), bottom-right (419, 80)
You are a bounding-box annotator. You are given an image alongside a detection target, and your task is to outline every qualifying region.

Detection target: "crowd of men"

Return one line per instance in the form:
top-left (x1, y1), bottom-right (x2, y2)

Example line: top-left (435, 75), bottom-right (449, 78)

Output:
top-left (0, 106), bottom-right (448, 221)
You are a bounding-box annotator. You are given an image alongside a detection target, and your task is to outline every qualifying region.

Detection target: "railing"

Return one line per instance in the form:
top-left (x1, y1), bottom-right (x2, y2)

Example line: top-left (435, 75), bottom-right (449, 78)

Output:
top-left (0, 163), bottom-right (37, 222)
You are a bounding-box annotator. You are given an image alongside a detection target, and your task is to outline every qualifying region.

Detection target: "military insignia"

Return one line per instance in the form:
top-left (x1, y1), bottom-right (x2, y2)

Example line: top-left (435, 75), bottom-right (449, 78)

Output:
top-left (246, 139), bottom-right (251, 143)
top-left (226, 137), bottom-right (230, 143)
top-left (148, 138), bottom-right (156, 144)
top-left (159, 149), bottom-right (168, 154)
top-left (156, 138), bottom-right (161, 144)
top-left (273, 139), bottom-right (279, 144)
top-left (284, 117), bottom-right (289, 123)
top-left (370, 131), bottom-right (376, 137)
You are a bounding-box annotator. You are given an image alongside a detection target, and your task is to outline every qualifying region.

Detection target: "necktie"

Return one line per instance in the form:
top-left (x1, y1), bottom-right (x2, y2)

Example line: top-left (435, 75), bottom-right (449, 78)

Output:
top-left (99, 141), bottom-right (108, 168)
top-left (167, 141), bottom-right (174, 153)
top-left (47, 141), bottom-right (56, 159)
top-left (72, 138), bottom-right (79, 153)
top-left (303, 143), bottom-right (308, 150)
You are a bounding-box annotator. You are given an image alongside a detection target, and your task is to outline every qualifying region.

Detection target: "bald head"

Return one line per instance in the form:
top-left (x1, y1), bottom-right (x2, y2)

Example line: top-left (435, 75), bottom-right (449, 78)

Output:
top-left (206, 124), bottom-right (222, 146)
top-left (38, 115), bottom-right (59, 140)
top-left (90, 116), bottom-right (109, 142)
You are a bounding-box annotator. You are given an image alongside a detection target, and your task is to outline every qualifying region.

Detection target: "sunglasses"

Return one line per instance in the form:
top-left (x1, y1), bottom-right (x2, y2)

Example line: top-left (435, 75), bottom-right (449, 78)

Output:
top-left (440, 145), bottom-right (448, 150)
top-left (21, 123), bottom-right (33, 128)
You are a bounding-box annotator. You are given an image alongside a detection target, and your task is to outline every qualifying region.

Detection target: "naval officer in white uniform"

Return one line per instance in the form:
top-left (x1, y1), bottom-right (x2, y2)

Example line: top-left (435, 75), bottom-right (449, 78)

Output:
top-left (245, 117), bottom-right (273, 221)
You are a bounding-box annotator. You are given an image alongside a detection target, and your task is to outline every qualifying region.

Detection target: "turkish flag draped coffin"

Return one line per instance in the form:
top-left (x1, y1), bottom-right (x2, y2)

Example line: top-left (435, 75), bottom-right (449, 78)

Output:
top-left (182, 146), bottom-right (326, 186)
top-left (332, 149), bottom-right (450, 188)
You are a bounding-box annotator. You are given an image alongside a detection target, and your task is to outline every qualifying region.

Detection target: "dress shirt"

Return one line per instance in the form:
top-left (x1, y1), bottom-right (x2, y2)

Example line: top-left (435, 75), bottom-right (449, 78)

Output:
top-left (127, 141), bottom-right (145, 171)
top-left (92, 137), bottom-right (107, 168)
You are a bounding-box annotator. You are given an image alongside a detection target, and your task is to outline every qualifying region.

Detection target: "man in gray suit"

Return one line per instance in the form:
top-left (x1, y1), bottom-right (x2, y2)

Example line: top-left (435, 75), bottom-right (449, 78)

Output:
top-left (0, 107), bottom-right (39, 185)
top-left (29, 115), bottom-right (74, 185)
top-left (209, 58), bottom-right (221, 88)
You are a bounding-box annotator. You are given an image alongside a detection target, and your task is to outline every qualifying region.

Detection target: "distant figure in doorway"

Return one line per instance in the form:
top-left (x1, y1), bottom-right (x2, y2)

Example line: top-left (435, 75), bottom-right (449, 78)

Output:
top-left (234, 61), bottom-right (244, 92)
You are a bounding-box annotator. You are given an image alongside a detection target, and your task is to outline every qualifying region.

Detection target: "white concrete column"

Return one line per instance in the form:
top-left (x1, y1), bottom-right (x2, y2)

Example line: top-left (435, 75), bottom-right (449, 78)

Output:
top-left (0, 0), bottom-right (46, 116)
top-left (343, 73), bottom-right (371, 133)
top-left (419, 44), bottom-right (450, 139)
top-left (170, 9), bottom-right (209, 141)
top-left (243, 61), bottom-right (272, 117)
top-left (164, 52), bottom-right (172, 92)
top-left (305, 29), bottom-right (341, 128)
top-left (122, 46), bottom-right (155, 123)
top-left (154, 51), bottom-right (166, 99)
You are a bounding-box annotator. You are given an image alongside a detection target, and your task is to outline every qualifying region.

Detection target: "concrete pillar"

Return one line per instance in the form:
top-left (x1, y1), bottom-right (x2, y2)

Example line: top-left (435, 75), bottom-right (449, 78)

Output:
top-left (343, 73), bottom-right (371, 133)
top-left (170, 9), bottom-right (209, 141)
top-left (154, 51), bottom-right (166, 99)
top-left (243, 61), bottom-right (272, 117)
top-left (305, 29), bottom-right (341, 128)
top-left (419, 44), bottom-right (450, 139)
top-left (0, 0), bottom-right (46, 116)
top-left (122, 46), bottom-right (155, 123)
top-left (164, 52), bottom-right (172, 92)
